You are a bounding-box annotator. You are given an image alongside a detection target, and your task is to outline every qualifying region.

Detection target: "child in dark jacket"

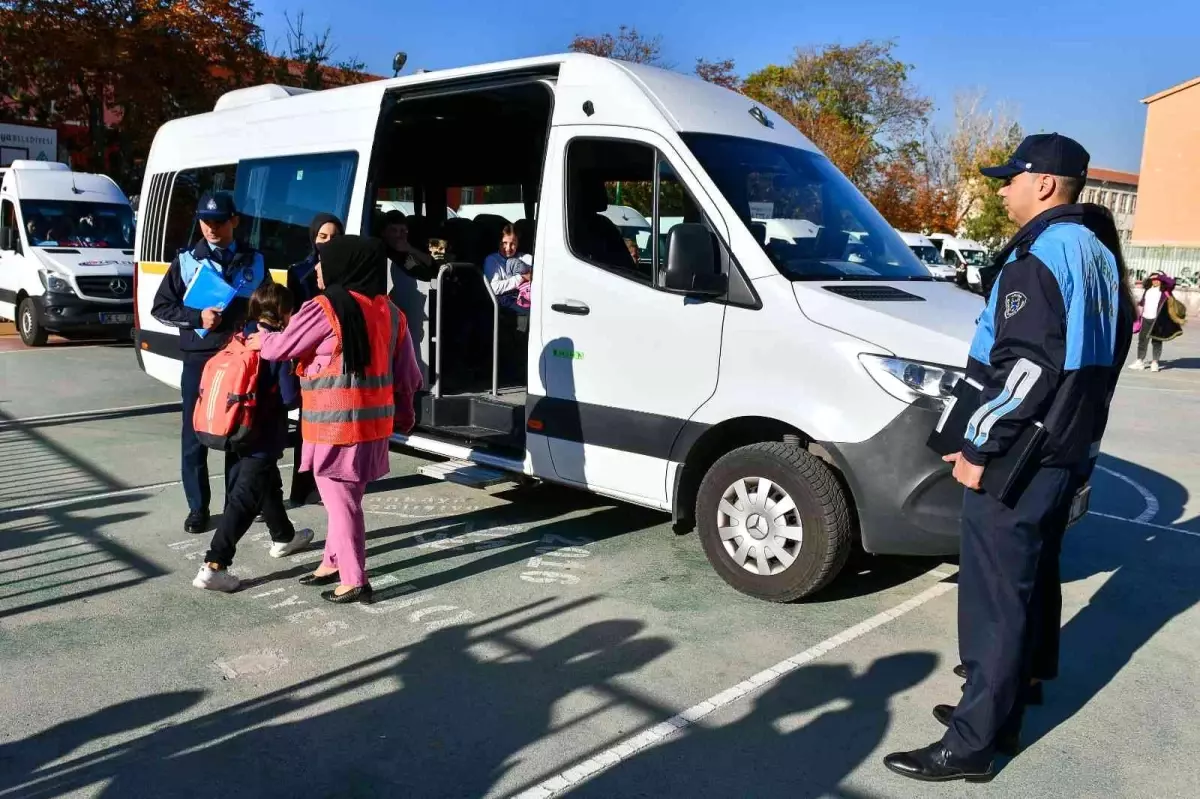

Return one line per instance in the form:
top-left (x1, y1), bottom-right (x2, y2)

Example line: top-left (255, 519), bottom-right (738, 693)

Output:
top-left (193, 283), bottom-right (315, 593)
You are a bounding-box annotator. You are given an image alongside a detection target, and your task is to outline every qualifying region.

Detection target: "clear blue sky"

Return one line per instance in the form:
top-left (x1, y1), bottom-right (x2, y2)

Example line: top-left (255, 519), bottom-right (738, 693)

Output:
top-left (256, 0), bottom-right (1196, 173)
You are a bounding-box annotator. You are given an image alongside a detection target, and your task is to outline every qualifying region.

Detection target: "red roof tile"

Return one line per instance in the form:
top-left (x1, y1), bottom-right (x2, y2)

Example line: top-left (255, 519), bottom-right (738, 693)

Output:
top-left (1088, 167), bottom-right (1139, 187)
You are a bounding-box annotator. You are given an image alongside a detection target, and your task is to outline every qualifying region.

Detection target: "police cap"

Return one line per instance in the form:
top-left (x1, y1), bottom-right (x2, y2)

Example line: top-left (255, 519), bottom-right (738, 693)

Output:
top-left (980, 133), bottom-right (1090, 180)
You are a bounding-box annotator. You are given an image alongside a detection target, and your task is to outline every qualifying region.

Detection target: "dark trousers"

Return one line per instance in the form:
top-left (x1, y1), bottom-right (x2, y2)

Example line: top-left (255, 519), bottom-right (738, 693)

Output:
top-left (288, 400), bottom-right (316, 504)
top-left (204, 454), bottom-right (296, 567)
top-left (181, 357), bottom-right (234, 514)
top-left (944, 465), bottom-right (1083, 759)
top-left (1136, 322), bottom-right (1163, 362)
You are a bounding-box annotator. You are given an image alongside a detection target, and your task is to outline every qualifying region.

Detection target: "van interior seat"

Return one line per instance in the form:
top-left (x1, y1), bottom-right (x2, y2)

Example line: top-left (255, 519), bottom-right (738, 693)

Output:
top-left (570, 179), bottom-right (637, 272)
top-left (514, 218), bottom-right (535, 255)
top-left (472, 213), bottom-right (510, 256)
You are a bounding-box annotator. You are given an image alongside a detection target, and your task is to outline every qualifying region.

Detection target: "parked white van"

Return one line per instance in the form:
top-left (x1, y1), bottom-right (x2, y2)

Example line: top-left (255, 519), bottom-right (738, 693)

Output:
top-left (134, 54), bottom-right (982, 601)
top-left (897, 231), bottom-right (957, 281)
top-left (927, 234), bottom-right (990, 292)
top-left (0, 161), bottom-right (136, 346)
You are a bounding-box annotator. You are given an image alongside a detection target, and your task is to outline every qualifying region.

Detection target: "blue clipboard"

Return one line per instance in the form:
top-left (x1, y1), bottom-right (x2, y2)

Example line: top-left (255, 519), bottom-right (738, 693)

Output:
top-left (182, 266), bottom-right (238, 339)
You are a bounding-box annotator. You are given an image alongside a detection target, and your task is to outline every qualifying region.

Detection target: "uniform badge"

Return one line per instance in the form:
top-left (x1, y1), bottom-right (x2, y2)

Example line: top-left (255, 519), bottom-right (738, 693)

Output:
top-left (207, 198), bottom-right (219, 211)
top-left (242, 266), bottom-right (256, 283)
top-left (1004, 291), bottom-right (1027, 319)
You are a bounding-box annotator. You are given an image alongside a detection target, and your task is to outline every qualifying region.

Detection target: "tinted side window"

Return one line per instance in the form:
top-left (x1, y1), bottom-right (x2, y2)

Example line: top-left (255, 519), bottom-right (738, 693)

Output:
top-left (235, 152), bottom-right (358, 273)
top-left (164, 164), bottom-right (237, 257)
top-left (1, 199), bottom-right (18, 253)
top-left (566, 139), bottom-right (654, 283)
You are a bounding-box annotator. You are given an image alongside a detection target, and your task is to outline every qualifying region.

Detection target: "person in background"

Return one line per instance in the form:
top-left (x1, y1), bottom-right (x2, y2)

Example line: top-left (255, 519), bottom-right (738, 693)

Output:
top-left (193, 283), bottom-right (314, 592)
top-left (380, 210), bottom-right (434, 369)
top-left (624, 237), bottom-right (640, 263)
top-left (285, 212), bottom-right (345, 508)
top-left (1129, 271), bottom-right (1186, 372)
top-left (483, 224), bottom-right (533, 314)
top-left (248, 236), bottom-right (422, 605)
top-left (151, 191), bottom-right (270, 535)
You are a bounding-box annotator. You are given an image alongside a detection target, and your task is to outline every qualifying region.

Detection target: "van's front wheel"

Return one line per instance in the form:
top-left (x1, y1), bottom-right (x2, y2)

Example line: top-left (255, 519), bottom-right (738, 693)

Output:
top-left (696, 442), bottom-right (852, 602)
top-left (18, 298), bottom-right (49, 347)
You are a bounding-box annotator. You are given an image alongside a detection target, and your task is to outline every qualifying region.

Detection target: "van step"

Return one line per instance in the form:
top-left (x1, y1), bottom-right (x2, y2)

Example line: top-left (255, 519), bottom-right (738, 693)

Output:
top-left (417, 459), bottom-right (513, 488)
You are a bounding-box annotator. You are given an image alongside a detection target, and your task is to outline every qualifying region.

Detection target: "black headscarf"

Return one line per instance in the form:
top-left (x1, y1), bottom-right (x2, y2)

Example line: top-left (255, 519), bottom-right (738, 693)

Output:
top-left (319, 235), bottom-right (389, 377)
top-left (309, 212), bottom-right (344, 260)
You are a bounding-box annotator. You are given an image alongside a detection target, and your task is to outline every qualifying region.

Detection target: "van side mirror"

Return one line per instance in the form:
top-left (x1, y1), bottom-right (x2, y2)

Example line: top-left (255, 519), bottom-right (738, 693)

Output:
top-left (0, 228), bottom-right (16, 252)
top-left (662, 223), bottom-right (727, 297)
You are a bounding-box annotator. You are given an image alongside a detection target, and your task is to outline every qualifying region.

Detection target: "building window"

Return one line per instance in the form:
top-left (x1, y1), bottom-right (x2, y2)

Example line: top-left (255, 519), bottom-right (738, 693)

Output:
top-left (1082, 189), bottom-right (1094, 203)
top-left (1130, 195), bottom-right (1137, 214)
top-left (1098, 190), bottom-right (1109, 207)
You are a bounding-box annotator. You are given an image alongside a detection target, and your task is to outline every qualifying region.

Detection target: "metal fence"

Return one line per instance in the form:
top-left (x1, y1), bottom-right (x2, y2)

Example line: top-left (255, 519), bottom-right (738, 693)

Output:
top-left (1123, 245), bottom-right (1200, 286)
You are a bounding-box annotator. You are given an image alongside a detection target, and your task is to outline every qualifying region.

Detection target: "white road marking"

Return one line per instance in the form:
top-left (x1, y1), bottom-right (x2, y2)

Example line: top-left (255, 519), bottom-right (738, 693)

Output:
top-left (332, 635), bottom-right (368, 648)
top-left (1095, 464), bottom-right (1160, 523)
top-left (250, 588), bottom-right (285, 599)
top-left (0, 401), bottom-right (181, 427)
top-left (515, 568), bottom-right (957, 798)
top-left (1089, 511), bottom-right (1200, 539)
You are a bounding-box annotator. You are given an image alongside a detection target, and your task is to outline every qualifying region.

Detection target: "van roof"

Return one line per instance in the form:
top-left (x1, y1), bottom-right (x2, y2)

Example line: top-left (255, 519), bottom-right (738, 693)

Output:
top-left (929, 235), bottom-right (985, 250)
top-left (1, 167), bottom-right (127, 204)
top-left (148, 54), bottom-right (817, 176)
top-left (897, 231), bottom-right (934, 246)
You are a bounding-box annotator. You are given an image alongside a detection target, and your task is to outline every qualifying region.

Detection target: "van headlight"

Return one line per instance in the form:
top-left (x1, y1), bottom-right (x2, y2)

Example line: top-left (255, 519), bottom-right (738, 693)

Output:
top-left (39, 271), bottom-right (75, 295)
top-left (858, 354), bottom-right (963, 411)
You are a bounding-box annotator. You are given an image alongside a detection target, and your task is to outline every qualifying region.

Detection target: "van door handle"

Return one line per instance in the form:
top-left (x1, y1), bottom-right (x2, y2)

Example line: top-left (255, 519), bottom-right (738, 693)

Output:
top-left (551, 300), bottom-right (590, 316)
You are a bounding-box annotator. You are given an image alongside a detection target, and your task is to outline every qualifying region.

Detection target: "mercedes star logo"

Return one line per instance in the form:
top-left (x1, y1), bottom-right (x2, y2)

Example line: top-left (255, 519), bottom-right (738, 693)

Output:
top-left (110, 278), bottom-right (129, 295)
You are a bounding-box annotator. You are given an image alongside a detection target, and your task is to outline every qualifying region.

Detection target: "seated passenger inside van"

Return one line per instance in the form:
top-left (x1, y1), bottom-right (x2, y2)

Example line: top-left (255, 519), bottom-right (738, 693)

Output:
top-left (379, 211), bottom-right (436, 283)
top-left (483, 224), bottom-right (532, 314)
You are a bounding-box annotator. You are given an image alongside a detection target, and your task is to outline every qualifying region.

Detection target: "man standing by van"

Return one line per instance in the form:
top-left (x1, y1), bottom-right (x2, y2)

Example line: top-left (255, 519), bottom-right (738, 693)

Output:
top-left (884, 134), bottom-right (1133, 782)
top-left (152, 192), bottom-right (269, 534)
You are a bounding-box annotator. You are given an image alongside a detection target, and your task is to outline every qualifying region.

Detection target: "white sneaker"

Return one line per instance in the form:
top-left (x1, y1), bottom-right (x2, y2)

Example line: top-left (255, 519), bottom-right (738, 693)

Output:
top-left (1150, 361), bottom-right (1160, 372)
top-left (269, 528), bottom-right (314, 559)
top-left (1128, 359), bottom-right (1145, 370)
top-left (193, 565), bottom-right (241, 592)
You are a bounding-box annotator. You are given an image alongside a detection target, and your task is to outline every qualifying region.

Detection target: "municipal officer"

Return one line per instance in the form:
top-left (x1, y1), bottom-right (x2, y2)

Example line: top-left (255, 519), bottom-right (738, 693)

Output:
top-left (151, 191), bottom-right (269, 534)
top-left (884, 133), bottom-right (1135, 782)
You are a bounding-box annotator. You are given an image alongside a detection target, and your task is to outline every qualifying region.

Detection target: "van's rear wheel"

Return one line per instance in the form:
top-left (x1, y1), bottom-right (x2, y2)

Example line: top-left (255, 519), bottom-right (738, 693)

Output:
top-left (696, 442), bottom-right (852, 602)
top-left (18, 298), bottom-right (48, 347)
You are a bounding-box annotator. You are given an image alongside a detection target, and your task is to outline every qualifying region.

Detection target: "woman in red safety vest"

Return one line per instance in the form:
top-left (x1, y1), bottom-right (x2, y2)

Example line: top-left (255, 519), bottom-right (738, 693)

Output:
top-left (249, 235), bottom-right (422, 604)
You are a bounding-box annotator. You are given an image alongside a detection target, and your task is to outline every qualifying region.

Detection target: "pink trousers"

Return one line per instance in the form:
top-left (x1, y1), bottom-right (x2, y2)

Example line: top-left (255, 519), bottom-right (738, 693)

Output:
top-left (315, 476), bottom-right (369, 587)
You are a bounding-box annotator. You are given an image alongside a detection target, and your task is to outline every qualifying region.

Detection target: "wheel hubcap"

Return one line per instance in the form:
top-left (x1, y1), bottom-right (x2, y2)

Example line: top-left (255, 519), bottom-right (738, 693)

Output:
top-left (21, 310), bottom-right (32, 336)
top-left (716, 477), bottom-right (804, 576)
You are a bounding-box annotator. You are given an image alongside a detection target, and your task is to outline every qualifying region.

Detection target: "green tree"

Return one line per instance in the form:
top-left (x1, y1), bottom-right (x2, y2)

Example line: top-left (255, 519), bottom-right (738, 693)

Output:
top-left (742, 40), bottom-right (931, 185)
top-left (271, 10), bottom-right (370, 90)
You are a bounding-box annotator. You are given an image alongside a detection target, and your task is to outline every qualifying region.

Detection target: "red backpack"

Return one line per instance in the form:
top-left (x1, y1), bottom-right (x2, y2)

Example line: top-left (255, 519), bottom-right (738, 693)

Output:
top-left (193, 335), bottom-right (262, 451)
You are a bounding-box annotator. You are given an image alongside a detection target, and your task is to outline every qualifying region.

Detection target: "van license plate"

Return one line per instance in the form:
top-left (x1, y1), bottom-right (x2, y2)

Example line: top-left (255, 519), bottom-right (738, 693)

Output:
top-left (1067, 484), bottom-right (1091, 527)
top-left (100, 313), bottom-right (132, 324)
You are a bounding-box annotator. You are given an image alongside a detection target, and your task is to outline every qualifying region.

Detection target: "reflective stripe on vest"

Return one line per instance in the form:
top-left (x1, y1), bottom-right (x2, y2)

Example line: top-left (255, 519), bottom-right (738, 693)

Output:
top-left (179, 250), bottom-right (265, 300)
top-left (299, 293), bottom-right (404, 446)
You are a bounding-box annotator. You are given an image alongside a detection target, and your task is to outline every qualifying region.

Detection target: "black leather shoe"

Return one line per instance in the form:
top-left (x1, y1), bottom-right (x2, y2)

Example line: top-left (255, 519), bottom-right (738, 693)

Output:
top-left (321, 584), bottom-right (374, 604)
top-left (954, 663), bottom-right (968, 680)
top-left (299, 571), bottom-right (339, 586)
top-left (184, 510), bottom-right (209, 535)
top-left (933, 704), bottom-right (1021, 756)
top-left (883, 741), bottom-right (994, 782)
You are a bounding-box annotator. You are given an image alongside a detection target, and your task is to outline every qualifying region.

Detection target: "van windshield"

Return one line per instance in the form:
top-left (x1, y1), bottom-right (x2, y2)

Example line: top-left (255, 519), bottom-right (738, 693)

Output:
top-left (960, 249), bottom-right (989, 266)
top-left (21, 200), bottom-right (134, 249)
top-left (680, 133), bottom-right (930, 281)
top-left (910, 245), bottom-right (946, 265)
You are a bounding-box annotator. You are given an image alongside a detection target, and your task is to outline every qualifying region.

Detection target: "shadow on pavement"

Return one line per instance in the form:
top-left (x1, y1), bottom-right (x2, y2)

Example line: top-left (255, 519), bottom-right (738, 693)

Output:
top-left (0, 599), bottom-right (677, 799)
top-left (0, 409), bottom-right (165, 621)
top-left (1021, 454), bottom-right (1200, 752)
top-left (567, 652), bottom-right (939, 798)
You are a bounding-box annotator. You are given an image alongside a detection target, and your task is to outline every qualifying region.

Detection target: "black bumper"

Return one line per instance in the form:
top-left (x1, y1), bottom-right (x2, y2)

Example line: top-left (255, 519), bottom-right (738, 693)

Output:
top-left (820, 403), bottom-right (963, 557)
top-left (37, 293), bottom-right (133, 333)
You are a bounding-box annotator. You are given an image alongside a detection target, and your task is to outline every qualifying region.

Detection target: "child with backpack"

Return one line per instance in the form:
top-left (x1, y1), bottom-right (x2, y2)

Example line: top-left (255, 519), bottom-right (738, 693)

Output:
top-left (192, 283), bottom-right (315, 592)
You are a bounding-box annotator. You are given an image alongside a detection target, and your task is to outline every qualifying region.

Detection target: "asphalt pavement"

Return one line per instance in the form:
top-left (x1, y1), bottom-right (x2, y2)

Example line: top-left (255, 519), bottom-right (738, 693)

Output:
top-left (1, 333), bottom-right (1198, 798)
